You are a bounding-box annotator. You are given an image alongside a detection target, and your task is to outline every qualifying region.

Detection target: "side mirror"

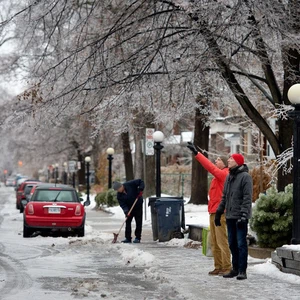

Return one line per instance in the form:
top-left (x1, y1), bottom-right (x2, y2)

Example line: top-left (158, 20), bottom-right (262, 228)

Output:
top-left (79, 197), bottom-right (84, 202)
top-left (21, 199), bottom-right (28, 207)
top-left (84, 200), bottom-right (90, 207)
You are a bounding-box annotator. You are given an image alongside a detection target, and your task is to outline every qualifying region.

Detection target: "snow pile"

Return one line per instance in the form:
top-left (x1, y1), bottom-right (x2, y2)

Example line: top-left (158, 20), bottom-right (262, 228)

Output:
top-left (164, 238), bottom-right (201, 249)
top-left (164, 238), bottom-right (188, 247)
top-left (143, 267), bottom-right (169, 283)
top-left (250, 260), bottom-right (300, 284)
top-left (68, 236), bottom-right (106, 246)
top-left (117, 246), bottom-right (155, 267)
top-left (282, 244), bottom-right (300, 252)
top-left (70, 278), bottom-right (113, 298)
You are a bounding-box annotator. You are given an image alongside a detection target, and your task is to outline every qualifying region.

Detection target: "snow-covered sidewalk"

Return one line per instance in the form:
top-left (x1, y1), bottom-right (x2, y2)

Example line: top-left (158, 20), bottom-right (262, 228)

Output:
top-left (83, 194), bottom-right (300, 299)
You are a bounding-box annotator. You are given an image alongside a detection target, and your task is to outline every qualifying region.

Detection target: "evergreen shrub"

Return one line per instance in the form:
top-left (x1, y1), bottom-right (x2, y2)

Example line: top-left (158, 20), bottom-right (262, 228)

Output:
top-left (250, 184), bottom-right (293, 248)
top-left (95, 191), bottom-right (107, 207)
top-left (95, 190), bottom-right (118, 207)
top-left (106, 189), bottom-right (118, 207)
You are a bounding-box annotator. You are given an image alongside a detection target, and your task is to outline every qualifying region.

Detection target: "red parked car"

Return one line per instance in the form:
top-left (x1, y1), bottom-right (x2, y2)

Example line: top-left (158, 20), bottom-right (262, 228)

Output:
top-left (16, 180), bottom-right (40, 211)
top-left (23, 184), bottom-right (89, 238)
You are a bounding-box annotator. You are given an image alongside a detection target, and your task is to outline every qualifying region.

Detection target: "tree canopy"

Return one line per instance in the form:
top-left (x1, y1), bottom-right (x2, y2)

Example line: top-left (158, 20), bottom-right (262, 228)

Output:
top-left (0, 0), bottom-right (299, 195)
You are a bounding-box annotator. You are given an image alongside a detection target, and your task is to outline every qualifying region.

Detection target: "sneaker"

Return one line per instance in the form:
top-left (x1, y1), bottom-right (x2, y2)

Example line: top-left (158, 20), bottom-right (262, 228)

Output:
top-left (121, 238), bottom-right (132, 243)
top-left (208, 269), bottom-right (221, 276)
top-left (223, 269), bottom-right (239, 278)
top-left (133, 238), bottom-right (140, 243)
top-left (237, 272), bottom-right (247, 280)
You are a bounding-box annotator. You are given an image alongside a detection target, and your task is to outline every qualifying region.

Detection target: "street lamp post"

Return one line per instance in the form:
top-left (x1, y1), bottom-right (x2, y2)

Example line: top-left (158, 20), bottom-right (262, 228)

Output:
top-left (85, 156), bottom-right (91, 206)
top-left (106, 148), bottom-right (115, 189)
top-left (55, 163), bottom-right (59, 184)
top-left (288, 83), bottom-right (300, 244)
top-left (52, 165), bottom-right (55, 179)
top-left (153, 131), bottom-right (164, 197)
top-left (63, 162), bottom-right (68, 184)
top-left (47, 166), bottom-right (51, 182)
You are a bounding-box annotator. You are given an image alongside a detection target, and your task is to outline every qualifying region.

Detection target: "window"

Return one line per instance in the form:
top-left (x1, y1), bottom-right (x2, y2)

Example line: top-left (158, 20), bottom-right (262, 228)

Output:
top-left (34, 190), bottom-right (76, 202)
top-left (24, 185), bottom-right (35, 195)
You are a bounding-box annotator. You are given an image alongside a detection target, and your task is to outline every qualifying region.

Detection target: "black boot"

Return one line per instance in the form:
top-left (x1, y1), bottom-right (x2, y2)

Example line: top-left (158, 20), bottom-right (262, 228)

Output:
top-left (237, 272), bottom-right (247, 280)
top-left (223, 269), bottom-right (238, 278)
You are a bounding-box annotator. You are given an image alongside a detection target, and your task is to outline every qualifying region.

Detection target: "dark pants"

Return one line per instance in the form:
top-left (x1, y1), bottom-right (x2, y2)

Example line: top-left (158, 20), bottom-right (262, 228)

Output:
top-left (125, 204), bottom-right (143, 240)
top-left (226, 218), bottom-right (248, 273)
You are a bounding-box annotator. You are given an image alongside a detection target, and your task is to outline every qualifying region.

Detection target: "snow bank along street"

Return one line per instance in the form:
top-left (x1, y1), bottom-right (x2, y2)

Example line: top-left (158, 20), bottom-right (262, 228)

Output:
top-left (1, 186), bottom-right (300, 299)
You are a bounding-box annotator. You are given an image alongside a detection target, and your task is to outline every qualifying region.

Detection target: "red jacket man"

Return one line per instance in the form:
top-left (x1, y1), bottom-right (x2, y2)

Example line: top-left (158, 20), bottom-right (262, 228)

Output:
top-left (187, 142), bottom-right (231, 276)
top-left (195, 153), bottom-right (229, 214)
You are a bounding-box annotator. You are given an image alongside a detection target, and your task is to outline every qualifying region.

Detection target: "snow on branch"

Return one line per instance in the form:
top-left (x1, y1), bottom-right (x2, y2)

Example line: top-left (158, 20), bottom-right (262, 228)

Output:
top-left (274, 146), bottom-right (293, 176)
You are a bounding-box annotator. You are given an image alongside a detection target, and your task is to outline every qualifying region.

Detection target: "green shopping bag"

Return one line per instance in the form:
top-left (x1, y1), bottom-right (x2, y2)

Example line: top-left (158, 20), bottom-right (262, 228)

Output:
top-left (202, 227), bottom-right (212, 257)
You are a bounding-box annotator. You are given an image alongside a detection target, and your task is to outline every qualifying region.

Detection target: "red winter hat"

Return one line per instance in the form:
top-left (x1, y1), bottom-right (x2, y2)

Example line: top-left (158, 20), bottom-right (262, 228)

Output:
top-left (231, 153), bottom-right (244, 166)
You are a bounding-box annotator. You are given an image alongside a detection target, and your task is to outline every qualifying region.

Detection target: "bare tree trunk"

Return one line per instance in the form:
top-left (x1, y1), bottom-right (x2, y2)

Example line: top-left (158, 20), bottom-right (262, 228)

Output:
top-left (144, 121), bottom-right (156, 198)
top-left (122, 131), bottom-right (134, 181)
top-left (77, 150), bottom-right (85, 186)
top-left (134, 128), bottom-right (144, 180)
top-left (132, 113), bottom-right (156, 197)
top-left (90, 138), bottom-right (101, 185)
top-left (189, 98), bottom-right (209, 204)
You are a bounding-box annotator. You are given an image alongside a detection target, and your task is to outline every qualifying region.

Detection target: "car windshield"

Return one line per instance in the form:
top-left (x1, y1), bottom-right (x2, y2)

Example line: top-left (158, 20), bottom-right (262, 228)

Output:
top-left (34, 190), bottom-right (76, 202)
top-left (24, 185), bottom-right (35, 195)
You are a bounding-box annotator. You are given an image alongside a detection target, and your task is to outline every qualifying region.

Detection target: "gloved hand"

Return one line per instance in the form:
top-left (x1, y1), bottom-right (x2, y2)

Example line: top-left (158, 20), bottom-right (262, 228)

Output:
top-left (125, 211), bottom-right (130, 218)
top-left (214, 210), bottom-right (222, 226)
top-left (187, 142), bottom-right (198, 155)
top-left (237, 215), bottom-right (247, 228)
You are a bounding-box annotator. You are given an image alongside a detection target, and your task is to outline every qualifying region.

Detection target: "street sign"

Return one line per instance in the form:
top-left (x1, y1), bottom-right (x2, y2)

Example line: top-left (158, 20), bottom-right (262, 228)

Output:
top-left (68, 161), bottom-right (77, 173)
top-left (145, 128), bottom-right (155, 156)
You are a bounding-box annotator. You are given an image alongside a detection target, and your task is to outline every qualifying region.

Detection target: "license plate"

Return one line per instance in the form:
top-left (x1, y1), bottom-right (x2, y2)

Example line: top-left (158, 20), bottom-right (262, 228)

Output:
top-left (48, 207), bottom-right (61, 214)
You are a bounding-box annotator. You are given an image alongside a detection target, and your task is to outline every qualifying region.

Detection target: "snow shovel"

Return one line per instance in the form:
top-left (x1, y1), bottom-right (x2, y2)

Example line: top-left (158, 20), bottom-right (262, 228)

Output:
top-left (112, 196), bottom-right (140, 243)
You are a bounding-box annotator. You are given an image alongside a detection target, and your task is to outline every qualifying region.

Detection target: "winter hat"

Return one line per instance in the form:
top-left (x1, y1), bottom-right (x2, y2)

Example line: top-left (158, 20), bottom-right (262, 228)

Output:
top-left (112, 181), bottom-right (122, 191)
top-left (219, 156), bottom-right (228, 167)
top-left (231, 153), bottom-right (244, 166)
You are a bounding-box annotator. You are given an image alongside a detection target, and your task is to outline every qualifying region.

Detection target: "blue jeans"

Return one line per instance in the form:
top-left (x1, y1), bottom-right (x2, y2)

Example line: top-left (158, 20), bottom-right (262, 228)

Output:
top-left (226, 218), bottom-right (248, 272)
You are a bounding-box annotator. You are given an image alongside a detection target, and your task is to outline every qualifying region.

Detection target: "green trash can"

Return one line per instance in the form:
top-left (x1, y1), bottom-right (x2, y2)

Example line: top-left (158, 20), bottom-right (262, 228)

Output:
top-left (154, 198), bottom-right (185, 242)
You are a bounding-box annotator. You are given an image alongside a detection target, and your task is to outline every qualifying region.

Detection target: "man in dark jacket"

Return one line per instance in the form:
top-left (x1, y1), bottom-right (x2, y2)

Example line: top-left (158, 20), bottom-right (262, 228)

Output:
top-left (113, 179), bottom-right (144, 243)
top-left (215, 154), bottom-right (253, 280)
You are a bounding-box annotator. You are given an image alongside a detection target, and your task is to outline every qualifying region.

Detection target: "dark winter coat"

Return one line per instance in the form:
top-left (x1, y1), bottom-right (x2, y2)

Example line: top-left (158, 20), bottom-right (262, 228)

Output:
top-left (117, 179), bottom-right (144, 215)
top-left (217, 164), bottom-right (253, 219)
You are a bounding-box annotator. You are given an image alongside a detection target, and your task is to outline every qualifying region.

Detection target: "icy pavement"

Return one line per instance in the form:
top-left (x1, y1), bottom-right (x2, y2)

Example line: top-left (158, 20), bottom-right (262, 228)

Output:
top-left (1, 187), bottom-right (300, 299)
top-left (76, 208), bottom-right (300, 300)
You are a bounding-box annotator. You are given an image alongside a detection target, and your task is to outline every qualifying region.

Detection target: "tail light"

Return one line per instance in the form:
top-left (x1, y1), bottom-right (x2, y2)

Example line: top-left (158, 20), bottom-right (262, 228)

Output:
top-left (28, 204), bottom-right (34, 214)
top-left (75, 205), bottom-right (81, 215)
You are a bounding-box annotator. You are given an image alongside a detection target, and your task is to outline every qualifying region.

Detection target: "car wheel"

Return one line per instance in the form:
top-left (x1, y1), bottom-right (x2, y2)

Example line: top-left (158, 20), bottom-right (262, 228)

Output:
top-left (23, 223), bottom-right (32, 238)
top-left (20, 205), bottom-right (24, 213)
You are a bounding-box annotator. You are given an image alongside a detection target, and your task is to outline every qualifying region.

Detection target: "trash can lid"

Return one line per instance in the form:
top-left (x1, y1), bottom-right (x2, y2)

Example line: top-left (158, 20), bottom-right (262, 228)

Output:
top-left (149, 196), bottom-right (184, 206)
top-left (154, 198), bottom-right (184, 206)
top-left (156, 197), bottom-right (184, 201)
